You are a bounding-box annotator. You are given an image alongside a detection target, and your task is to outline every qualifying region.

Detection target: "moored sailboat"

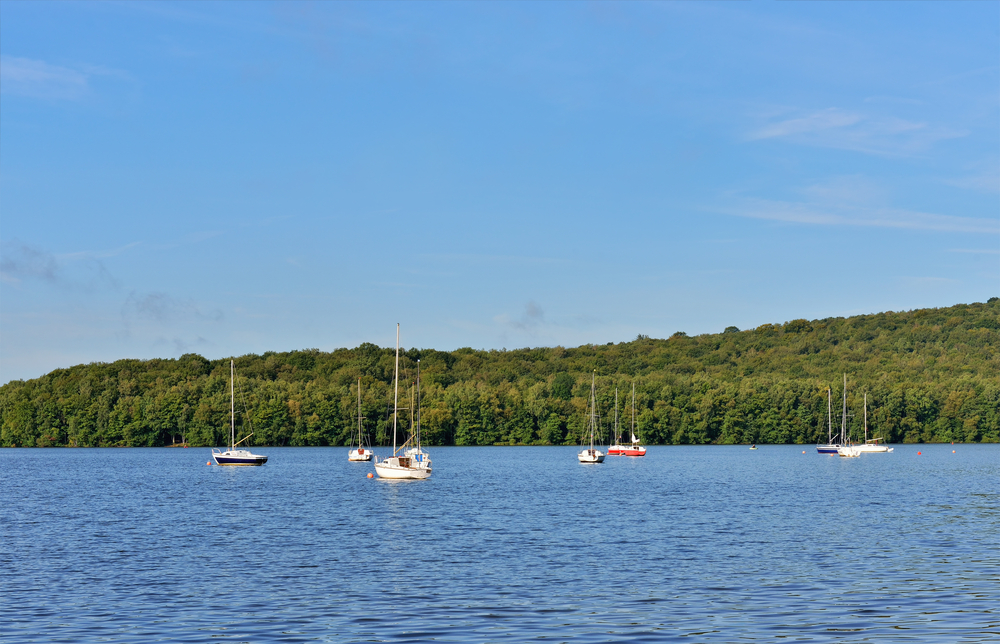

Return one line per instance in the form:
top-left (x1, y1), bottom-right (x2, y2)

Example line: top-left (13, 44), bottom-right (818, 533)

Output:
top-left (816, 386), bottom-right (840, 454)
top-left (855, 393), bottom-right (893, 453)
top-left (578, 372), bottom-right (606, 464)
top-left (608, 383), bottom-right (645, 456)
top-left (373, 324), bottom-right (432, 479)
top-left (212, 360), bottom-right (268, 466)
top-left (836, 375), bottom-right (861, 457)
top-left (348, 378), bottom-right (372, 461)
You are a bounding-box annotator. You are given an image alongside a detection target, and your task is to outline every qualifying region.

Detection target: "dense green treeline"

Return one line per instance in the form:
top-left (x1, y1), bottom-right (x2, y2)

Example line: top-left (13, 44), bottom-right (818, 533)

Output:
top-left (2, 299), bottom-right (998, 448)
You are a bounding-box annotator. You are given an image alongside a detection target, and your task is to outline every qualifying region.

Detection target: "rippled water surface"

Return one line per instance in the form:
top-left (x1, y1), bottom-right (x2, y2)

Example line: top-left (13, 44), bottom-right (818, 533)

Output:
top-left (2, 445), bottom-right (998, 642)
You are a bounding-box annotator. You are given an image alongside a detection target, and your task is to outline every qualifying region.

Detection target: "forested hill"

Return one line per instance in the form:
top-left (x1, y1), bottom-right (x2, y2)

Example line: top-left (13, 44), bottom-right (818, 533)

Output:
top-left (2, 299), bottom-right (998, 448)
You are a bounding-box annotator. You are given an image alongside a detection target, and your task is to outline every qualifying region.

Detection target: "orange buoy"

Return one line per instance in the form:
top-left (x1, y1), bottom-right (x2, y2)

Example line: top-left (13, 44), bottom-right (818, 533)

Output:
top-left (953, 450), bottom-right (956, 453)
top-left (802, 451), bottom-right (806, 454)
top-left (917, 451), bottom-right (921, 455)
top-left (207, 461), bottom-right (212, 465)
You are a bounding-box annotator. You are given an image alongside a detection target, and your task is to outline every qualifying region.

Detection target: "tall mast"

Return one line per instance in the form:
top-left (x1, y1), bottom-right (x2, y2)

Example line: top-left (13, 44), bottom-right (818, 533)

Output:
top-left (827, 388), bottom-right (832, 444)
top-left (393, 324), bottom-right (399, 454)
top-left (590, 371), bottom-right (596, 451)
top-left (416, 359), bottom-right (421, 449)
top-left (632, 382), bottom-right (636, 439)
top-left (357, 378), bottom-right (362, 443)
top-left (614, 386), bottom-right (619, 443)
top-left (841, 373), bottom-right (847, 445)
top-left (230, 359), bottom-right (235, 450)
top-left (864, 393), bottom-right (868, 443)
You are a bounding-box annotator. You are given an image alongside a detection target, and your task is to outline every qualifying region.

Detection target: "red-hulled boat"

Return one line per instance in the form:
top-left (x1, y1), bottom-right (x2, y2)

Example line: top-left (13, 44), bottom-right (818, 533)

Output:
top-left (608, 383), bottom-right (646, 457)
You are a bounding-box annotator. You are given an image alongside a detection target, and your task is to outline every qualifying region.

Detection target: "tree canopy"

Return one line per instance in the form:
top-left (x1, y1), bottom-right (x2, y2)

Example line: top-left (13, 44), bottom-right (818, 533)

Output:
top-left (2, 299), bottom-right (997, 448)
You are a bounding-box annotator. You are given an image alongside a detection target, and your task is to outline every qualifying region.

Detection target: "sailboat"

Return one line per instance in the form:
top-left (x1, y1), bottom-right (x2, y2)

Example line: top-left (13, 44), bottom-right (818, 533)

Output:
top-left (578, 371), bottom-right (606, 463)
top-left (816, 387), bottom-right (840, 454)
top-left (837, 374), bottom-right (861, 457)
top-left (855, 393), bottom-right (893, 453)
top-left (212, 360), bottom-right (268, 466)
top-left (348, 378), bottom-right (372, 461)
top-left (373, 324), bottom-right (432, 479)
top-left (608, 383), bottom-right (646, 456)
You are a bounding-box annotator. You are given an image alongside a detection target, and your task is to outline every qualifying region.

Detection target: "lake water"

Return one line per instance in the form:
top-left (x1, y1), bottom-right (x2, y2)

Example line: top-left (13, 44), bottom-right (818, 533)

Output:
top-left (2, 445), bottom-right (998, 643)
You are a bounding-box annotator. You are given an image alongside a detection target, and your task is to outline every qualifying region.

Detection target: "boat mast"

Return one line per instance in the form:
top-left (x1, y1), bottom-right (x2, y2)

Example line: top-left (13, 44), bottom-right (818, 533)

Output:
top-left (393, 323), bottom-right (399, 455)
top-left (632, 382), bottom-right (636, 440)
top-left (864, 393), bottom-right (868, 443)
top-left (827, 387), bottom-right (832, 444)
top-left (590, 371), bottom-right (596, 452)
top-left (357, 377), bottom-right (362, 447)
top-left (841, 374), bottom-right (847, 445)
top-left (614, 386), bottom-right (619, 444)
top-left (416, 359), bottom-right (421, 450)
top-left (230, 359), bottom-right (235, 450)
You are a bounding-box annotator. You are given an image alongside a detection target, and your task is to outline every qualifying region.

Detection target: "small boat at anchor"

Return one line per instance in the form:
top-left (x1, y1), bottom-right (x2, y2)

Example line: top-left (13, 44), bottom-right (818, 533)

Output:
top-left (373, 324), bottom-right (432, 479)
top-left (578, 371), bottom-right (605, 464)
top-left (816, 386), bottom-right (840, 454)
top-left (836, 375), bottom-right (860, 458)
top-left (854, 393), bottom-right (893, 453)
top-left (607, 383), bottom-right (646, 457)
top-left (348, 378), bottom-right (372, 461)
top-left (212, 360), bottom-right (268, 466)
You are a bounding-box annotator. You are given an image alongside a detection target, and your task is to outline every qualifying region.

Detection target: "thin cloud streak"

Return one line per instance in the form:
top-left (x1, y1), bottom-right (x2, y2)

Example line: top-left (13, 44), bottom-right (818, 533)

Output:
top-left (716, 199), bottom-right (1000, 234)
top-left (0, 55), bottom-right (131, 100)
top-left (747, 107), bottom-right (967, 157)
top-left (420, 253), bottom-right (566, 266)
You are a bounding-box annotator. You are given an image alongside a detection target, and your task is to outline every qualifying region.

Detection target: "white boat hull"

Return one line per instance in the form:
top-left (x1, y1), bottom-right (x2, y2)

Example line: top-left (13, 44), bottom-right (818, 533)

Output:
top-left (837, 445), bottom-right (861, 458)
top-left (374, 455), bottom-right (431, 479)
top-left (856, 440), bottom-right (892, 453)
top-left (348, 448), bottom-right (372, 461)
top-left (578, 449), bottom-right (605, 463)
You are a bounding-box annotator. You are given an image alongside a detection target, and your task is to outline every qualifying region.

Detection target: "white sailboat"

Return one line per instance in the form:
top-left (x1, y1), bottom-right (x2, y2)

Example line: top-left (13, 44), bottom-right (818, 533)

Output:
top-left (348, 378), bottom-right (372, 461)
top-left (855, 393), bottom-right (893, 453)
top-left (816, 387), bottom-right (840, 454)
top-left (212, 360), bottom-right (268, 466)
top-left (837, 375), bottom-right (861, 457)
top-left (373, 324), bottom-right (432, 479)
top-left (578, 371), bottom-right (606, 463)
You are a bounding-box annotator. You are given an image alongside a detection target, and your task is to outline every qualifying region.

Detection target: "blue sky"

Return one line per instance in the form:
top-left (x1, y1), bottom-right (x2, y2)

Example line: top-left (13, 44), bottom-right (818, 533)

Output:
top-left (1, 1), bottom-right (998, 384)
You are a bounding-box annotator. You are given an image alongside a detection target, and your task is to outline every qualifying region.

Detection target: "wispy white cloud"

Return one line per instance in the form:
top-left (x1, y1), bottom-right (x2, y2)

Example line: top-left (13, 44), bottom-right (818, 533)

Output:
top-left (748, 108), bottom-right (862, 140)
top-left (942, 159), bottom-right (1000, 194)
top-left (420, 253), bottom-right (565, 266)
top-left (747, 107), bottom-right (966, 157)
top-left (716, 198), bottom-right (999, 234)
top-left (0, 56), bottom-right (130, 100)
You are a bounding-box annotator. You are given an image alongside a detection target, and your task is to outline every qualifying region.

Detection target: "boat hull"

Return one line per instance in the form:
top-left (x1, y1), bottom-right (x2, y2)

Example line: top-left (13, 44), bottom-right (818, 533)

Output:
top-left (348, 448), bottom-right (372, 461)
top-left (608, 445), bottom-right (646, 457)
top-left (374, 456), bottom-right (432, 479)
top-left (212, 451), bottom-right (267, 466)
top-left (837, 445), bottom-right (861, 458)
top-left (816, 444), bottom-right (840, 454)
top-left (578, 449), bottom-right (605, 463)
top-left (856, 441), bottom-right (892, 453)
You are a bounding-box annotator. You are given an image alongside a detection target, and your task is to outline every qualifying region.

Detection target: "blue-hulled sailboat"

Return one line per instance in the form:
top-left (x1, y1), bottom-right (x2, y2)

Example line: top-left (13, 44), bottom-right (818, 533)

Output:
top-left (212, 360), bottom-right (268, 466)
